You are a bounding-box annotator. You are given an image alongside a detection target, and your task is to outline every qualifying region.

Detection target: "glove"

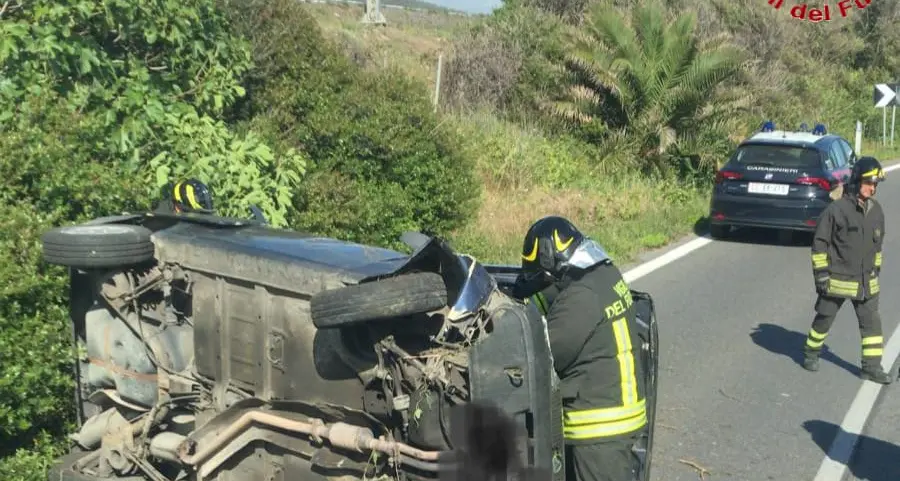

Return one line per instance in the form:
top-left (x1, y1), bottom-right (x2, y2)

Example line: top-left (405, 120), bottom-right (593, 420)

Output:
top-left (512, 272), bottom-right (550, 300)
top-left (815, 275), bottom-right (829, 295)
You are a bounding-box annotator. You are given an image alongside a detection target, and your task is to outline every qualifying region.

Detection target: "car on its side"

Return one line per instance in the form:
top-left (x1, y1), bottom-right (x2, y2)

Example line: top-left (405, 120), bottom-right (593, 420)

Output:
top-left (39, 209), bottom-right (659, 481)
top-left (708, 122), bottom-right (856, 239)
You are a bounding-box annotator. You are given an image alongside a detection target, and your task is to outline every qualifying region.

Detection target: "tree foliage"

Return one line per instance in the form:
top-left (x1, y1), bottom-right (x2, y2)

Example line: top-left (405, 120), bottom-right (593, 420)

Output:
top-left (226, 0), bottom-right (480, 248)
top-left (548, 0), bottom-right (747, 173)
top-left (0, 0), bottom-right (306, 226)
top-left (1, 2), bottom-right (481, 474)
top-left (0, 0), bottom-right (305, 467)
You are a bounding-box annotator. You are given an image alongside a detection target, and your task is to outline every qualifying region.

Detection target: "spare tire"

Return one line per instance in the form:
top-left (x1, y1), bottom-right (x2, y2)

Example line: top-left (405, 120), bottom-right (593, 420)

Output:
top-left (41, 224), bottom-right (155, 269)
top-left (311, 272), bottom-right (448, 329)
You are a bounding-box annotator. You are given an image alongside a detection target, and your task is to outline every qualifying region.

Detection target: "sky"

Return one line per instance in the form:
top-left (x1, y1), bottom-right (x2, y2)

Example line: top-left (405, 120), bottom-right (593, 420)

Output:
top-left (426, 0), bottom-right (503, 14)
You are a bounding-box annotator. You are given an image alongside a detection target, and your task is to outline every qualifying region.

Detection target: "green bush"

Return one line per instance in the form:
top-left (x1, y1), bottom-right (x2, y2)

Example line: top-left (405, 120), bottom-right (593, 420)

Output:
top-left (0, 0), bottom-right (305, 476)
top-left (226, 0), bottom-right (480, 248)
top-left (0, 91), bottom-right (145, 456)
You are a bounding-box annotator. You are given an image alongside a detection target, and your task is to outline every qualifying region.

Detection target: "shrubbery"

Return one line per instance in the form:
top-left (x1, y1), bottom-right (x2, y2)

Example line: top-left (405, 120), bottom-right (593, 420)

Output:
top-left (0, 0), bottom-right (478, 477)
top-left (4, 0), bottom-right (900, 478)
top-left (227, 0), bottom-right (479, 247)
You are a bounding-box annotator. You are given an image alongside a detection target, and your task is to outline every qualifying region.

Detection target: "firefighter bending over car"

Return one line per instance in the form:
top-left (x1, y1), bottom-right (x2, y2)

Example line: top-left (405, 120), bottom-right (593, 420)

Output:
top-left (804, 156), bottom-right (892, 384)
top-left (513, 216), bottom-right (646, 481)
top-left (153, 178), bottom-right (215, 215)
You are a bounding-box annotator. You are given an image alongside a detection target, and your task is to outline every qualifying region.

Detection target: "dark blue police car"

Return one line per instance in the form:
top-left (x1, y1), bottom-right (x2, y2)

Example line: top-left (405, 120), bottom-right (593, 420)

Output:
top-left (708, 121), bottom-right (856, 239)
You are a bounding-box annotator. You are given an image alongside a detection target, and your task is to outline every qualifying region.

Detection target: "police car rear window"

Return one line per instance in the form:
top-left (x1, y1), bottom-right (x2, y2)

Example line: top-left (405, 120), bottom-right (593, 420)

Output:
top-left (731, 144), bottom-right (822, 169)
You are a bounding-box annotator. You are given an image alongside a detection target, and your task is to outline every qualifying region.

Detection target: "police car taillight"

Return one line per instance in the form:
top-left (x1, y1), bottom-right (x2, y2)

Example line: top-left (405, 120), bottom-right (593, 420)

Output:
top-left (796, 176), bottom-right (831, 190)
top-left (715, 171), bottom-right (742, 183)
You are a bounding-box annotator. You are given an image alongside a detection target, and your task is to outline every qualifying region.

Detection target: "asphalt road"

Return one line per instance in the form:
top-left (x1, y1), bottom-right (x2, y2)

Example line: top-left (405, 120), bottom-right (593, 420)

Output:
top-left (626, 175), bottom-right (900, 481)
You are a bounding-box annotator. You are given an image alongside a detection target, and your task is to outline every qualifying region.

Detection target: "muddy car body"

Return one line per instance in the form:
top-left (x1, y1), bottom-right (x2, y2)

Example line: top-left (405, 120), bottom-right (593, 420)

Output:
top-left (40, 211), bottom-right (658, 481)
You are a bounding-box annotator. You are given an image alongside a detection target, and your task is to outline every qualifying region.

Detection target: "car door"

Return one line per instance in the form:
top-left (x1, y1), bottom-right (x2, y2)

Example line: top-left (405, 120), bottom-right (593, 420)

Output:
top-left (829, 141), bottom-right (849, 182)
top-left (838, 138), bottom-right (856, 167)
top-left (827, 142), bottom-right (849, 200)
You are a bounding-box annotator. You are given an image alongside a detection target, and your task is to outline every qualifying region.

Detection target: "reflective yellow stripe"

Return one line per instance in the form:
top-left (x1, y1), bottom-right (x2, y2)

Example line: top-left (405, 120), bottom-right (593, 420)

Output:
top-left (531, 293), bottom-right (549, 315)
top-left (173, 181), bottom-right (184, 202)
top-left (562, 317), bottom-right (645, 441)
top-left (811, 252), bottom-right (828, 269)
top-left (828, 278), bottom-right (859, 297)
top-left (863, 167), bottom-right (881, 178)
top-left (612, 318), bottom-right (638, 405)
top-left (863, 348), bottom-right (884, 357)
top-left (875, 252), bottom-right (882, 267)
top-left (806, 327), bottom-right (827, 349)
top-left (869, 278), bottom-right (880, 295)
top-left (862, 336), bottom-right (883, 346)
top-left (564, 411), bottom-right (647, 439)
top-left (186, 184), bottom-right (200, 208)
top-left (523, 238), bottom-right (538, 261)
top-left (564, 399), bottom-right (646, 426)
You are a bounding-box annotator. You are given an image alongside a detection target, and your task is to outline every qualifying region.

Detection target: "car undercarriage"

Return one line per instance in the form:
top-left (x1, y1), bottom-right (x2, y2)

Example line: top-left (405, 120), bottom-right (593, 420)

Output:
top-left (40, 212), bottom-right (658, 481)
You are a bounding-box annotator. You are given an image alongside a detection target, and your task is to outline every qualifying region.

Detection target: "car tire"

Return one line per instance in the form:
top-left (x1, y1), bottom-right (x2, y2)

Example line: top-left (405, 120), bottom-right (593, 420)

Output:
top-left (41, 224), bottom-right (155, 269)
top-left (313, 328), bottom-right (371, 380)
top-left (311, 272), bottom-right (448, 329)
top-left (709, 224), bottom-right (729, 239)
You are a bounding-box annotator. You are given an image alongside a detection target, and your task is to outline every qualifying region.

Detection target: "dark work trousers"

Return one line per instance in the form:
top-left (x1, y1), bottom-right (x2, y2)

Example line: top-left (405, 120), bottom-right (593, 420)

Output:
top-left (565, 437), bottom-right (638, 481)
top-left (803, 294), bottom-right (885, 368)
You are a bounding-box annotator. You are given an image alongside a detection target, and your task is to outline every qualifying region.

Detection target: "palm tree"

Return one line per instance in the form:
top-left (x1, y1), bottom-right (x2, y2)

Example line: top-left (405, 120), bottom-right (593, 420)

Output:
top-left (549, 0), bottom-right (749, 173)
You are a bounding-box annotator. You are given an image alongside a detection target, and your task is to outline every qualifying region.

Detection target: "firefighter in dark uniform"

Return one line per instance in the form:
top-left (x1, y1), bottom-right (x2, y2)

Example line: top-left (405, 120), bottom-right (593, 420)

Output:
top-left (804, 156), bottom-right (892, 384)
top-left (152, 178), bottom-right (215, 215)
top-left (513, 216), bottom-right (646, 481)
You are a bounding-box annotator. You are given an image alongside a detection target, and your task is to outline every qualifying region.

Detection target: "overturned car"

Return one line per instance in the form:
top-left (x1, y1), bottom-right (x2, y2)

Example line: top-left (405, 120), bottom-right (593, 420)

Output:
top-left (40, 210), bottom-right (659, 481)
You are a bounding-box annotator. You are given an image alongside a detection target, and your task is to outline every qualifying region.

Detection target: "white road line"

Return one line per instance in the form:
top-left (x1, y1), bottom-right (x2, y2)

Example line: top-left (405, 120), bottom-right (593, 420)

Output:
top-left (812, 160), bottom-right (900, 481)
top-left (621, 158), bottom-right (900, 284)
top-left (623, 236), bottom-right (713, 283)
top-left (812, 327), bottom-right (900, 481)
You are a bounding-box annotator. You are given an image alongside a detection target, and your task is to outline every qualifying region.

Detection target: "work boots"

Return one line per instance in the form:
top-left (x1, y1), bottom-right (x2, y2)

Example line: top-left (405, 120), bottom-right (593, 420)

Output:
top-left (804, 352), bottom-right (892, 383)
top-left (803, 353), bottom-right (819, 372)
top-left (861, 362), bottom-right (893, 385)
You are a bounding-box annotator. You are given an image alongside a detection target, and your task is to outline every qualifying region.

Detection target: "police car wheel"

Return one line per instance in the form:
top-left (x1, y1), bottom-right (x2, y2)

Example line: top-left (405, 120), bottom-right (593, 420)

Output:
top-left (709, 224), bottom-right (729, 239)
top-left (41, 224), bottom-right (155, 269)
top-left (311, 272), bottom-right (448, 329)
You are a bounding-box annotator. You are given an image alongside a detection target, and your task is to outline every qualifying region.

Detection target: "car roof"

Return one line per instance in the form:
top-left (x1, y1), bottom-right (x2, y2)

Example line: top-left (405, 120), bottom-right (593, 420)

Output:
top-left (739, 131), bottom-right (839, 151)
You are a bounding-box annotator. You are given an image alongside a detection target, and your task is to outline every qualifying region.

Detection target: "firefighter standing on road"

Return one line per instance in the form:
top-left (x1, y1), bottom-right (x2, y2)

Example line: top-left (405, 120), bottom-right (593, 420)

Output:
top-left (804, 156), bottom-right (892, 384)
top-left (513, 216), bottom-right (646, 481)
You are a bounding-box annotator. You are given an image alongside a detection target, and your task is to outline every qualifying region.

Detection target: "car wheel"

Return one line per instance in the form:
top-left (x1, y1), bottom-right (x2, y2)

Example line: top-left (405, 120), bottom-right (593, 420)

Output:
top-left (41, 224), bottom-right (155, 269)
top-left (311, 272), bottom-right (448, 329)
top-left (777, 229), bottom-right (795, 244)
top-left (709, 224), bottom-right (729, 239)
top-left (313, 328), bottom-right (370, 380)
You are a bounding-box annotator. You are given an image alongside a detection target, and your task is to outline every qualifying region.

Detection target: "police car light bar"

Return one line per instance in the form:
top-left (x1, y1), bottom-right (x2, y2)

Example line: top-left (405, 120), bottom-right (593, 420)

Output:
top-left (812, 123), bottom-right (827, 136)
top-left (799, 122), bottom-right (809, 132)
top-left (761, 120), bottom-right (776, 132)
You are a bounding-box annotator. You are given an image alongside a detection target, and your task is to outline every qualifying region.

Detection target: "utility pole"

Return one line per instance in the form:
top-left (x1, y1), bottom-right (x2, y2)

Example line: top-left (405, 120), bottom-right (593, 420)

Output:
top-left (433, 53), bottom-right (443, 113)
top-left (361, 0), bottom-right (387, 25)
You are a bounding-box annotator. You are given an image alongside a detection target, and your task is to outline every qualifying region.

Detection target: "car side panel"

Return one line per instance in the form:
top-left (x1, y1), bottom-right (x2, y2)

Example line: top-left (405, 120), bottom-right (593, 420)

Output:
top-left (191, 271), bottom-right (365, 409)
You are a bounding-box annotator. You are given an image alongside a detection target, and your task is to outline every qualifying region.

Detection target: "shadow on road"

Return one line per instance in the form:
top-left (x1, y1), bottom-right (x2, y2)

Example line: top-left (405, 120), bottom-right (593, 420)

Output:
top-left (693, 216), bottom-right (710, 237)
top-left (692, 216), bottom-right (814, 247)
top-left (750, 323), bottom-right (859, 376)
top-left (804, 419), bottom-right (900, 481)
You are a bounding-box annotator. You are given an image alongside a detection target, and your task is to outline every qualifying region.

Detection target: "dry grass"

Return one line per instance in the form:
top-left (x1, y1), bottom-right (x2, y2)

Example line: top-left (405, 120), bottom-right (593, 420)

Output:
top-left (449, 180), bottom-right (709, 266)
top-left (302, 3), bottom-right (471, 85)
top-left (302, 3), bottom-right (900, 269)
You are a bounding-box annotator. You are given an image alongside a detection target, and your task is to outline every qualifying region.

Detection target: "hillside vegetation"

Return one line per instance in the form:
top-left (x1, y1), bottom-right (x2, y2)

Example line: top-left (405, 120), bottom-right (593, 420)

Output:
top-left (2, 0), bottom-right (900, 478)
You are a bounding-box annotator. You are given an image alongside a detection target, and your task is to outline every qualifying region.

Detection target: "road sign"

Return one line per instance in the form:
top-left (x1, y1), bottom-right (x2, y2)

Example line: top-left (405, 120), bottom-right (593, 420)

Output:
top-left (874, 83), bottom-right (898, 108)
